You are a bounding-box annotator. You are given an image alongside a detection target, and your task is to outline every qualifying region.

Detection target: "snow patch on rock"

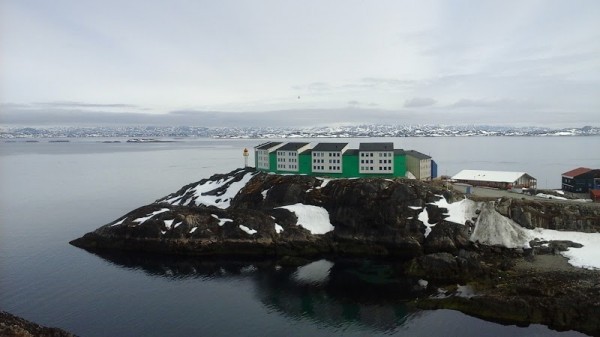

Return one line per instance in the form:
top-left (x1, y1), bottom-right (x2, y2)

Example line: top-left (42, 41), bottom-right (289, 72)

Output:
top-left (163, 219), bottom-right (175, 229)
top-left (211, 214), bottom-right (233, 226)
top-left (163, 170), bottom-right (257, 209)
top-left (111, 217), bottom-right (127, 227)
top-left (417, 196), bottom-right (480, 237)
top-left (133, 208), bottom-right (170, 225)
top-left (276, 203), bottom-right (334, 234)
top-left (434, 197), bottom-right (479, 225)
top-left (239, 225), bottom-right (257, 235)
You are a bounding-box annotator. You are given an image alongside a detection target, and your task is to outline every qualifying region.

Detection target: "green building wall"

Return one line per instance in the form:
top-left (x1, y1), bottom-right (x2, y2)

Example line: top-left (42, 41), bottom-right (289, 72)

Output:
top-left (256, 148), bottom-right (408, 179)
top-left (394, 154), bottom-right (406, 177)
top-left (269, 152), bottom-right (277, 172)
top-left (298, 152), bottom-right (312, 174)
top-left (342, 154), bottom-right (359, 177)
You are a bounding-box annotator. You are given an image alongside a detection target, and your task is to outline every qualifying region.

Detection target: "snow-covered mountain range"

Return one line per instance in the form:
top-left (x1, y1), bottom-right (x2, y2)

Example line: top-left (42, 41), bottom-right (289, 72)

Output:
top-left (2, 124), bottom-right (599, 139)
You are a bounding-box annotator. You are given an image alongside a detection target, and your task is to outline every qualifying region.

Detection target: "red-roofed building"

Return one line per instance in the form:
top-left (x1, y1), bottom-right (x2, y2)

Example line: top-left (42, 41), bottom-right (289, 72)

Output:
top-left (562, 167), bottom-right (591, 178)
top-left (562, 167), bottom-right (600, 193)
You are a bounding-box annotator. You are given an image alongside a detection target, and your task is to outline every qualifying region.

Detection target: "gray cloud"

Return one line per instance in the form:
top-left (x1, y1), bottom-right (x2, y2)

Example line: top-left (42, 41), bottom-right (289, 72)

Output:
top-left (404, 97), bottom-right (436, 108)
top-left (292, 82), bottom-right (332, 94)
top-left (448, 98), bottom-right (535, 109)
top-left (36, 101), bottom-right (138, 109)
top-left (352, 78), bottom-right (416, 90)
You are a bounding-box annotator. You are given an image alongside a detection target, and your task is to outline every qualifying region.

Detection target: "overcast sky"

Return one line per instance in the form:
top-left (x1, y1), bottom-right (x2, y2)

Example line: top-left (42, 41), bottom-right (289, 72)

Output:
top-left (1, 0), bottom-right (599, 127)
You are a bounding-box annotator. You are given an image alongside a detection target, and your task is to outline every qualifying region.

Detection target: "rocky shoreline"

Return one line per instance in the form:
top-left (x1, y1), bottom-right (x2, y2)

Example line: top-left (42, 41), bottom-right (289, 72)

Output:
top-left (0, 311), bottom-right (76, 337)
top-left (70, 168), bottom-right (600, 336)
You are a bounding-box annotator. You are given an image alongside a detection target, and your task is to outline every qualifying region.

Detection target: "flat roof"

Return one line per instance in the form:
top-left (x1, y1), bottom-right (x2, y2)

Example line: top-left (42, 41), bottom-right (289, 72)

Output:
top-left (359, 142), bottom-right (394, 151)
top-left (343, 149), bottom-right (359, 156)
top-left (312, 143), bottom-right (348, 151)
top-left (394, 149), bottom-right (406, 155)
top-left (452, 170), bottom-right (535, 183)
top-left (255, 141), bottom-right (282, 150)
top-left (406, 150), bottom-right (430, 159)
top-left (277, 142), bottom-right (310, 151)
top-left (562, 167), bottom-right (591, 178)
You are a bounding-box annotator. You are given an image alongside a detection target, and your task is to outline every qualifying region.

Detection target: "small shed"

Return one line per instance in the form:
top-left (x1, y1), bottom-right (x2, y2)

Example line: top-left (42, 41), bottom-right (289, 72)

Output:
top-left (452, 169), bottom-right (537, 189)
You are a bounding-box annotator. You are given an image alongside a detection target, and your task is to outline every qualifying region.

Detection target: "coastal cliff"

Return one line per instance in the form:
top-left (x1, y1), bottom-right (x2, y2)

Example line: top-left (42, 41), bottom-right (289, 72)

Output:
top-left (70, 167), bottom-right (465, 257)
top-left (70, 167), bottom-right (600, 336)
top-left (71, 167), bottom-right (599, 259)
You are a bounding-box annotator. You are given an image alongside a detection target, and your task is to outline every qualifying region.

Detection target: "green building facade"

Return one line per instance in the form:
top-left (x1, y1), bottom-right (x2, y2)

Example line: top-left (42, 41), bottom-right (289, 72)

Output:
top-left (253, 141), bottom-right (424, 179)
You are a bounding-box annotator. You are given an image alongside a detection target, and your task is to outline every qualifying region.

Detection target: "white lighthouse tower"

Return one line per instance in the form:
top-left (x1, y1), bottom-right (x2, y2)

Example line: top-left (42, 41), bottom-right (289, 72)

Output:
top-left (243, 148), bottom-right (249, 167)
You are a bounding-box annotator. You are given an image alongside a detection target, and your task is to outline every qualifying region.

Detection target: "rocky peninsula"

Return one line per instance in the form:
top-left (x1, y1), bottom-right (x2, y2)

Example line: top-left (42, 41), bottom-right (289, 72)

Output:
top-left (71, 168), bottom-right (600, 336)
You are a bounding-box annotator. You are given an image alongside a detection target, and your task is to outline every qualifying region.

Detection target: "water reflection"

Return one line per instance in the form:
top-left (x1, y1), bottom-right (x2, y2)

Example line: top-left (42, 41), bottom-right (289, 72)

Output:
top-left (87, 250), bottom-right (425, 333)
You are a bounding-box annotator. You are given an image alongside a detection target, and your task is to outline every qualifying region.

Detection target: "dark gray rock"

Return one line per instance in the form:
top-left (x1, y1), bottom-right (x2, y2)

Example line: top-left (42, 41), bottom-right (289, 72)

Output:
top-left (495, 197), bottom-right (600, 232)
top-left (424, 221), bottom-right (471, 254)
top-left (406, 252), bottom-right (460, 281)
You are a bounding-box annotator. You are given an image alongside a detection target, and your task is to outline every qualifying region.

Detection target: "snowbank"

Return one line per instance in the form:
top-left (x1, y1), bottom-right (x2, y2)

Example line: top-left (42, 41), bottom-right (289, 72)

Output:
top-left (276, 203), bottom-right (334, 234)
top-left (416, 196), bottom-right (600, 269)
top-left (469, 202), bottom-right (600, 269)
top-left (536, 193), bottom-right (567, 200)
top-left (470, 203), bottom-right (533, 248)
top-left (531, 228), bottom-right (600, 270)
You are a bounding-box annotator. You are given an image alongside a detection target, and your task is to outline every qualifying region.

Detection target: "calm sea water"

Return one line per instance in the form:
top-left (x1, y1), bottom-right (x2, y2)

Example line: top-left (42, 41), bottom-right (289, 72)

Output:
top-left (1, 136), bottom-right (597, 337)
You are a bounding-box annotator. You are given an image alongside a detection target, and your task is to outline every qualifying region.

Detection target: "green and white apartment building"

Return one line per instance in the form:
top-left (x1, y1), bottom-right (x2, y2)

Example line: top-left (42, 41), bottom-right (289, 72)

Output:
top-left (254, 141), bottom-right (433, 180)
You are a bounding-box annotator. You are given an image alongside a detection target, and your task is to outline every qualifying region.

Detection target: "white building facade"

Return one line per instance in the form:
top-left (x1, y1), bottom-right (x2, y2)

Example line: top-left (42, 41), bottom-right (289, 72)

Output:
top-left (312, 143), bottom-right (348, 174)
top-left (276, 142), bottom-right (311, 172)
top-left (255, 142), bottom-right (284, 170)
top-left (359, 143), bottom-right (394, 174)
